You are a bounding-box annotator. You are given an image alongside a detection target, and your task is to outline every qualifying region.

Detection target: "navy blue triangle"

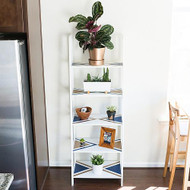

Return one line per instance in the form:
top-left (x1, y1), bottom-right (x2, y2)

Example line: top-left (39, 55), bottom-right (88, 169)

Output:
top-left (74, 163), bottom-right (89, 174)
top-left (114, 116), bottom-right (122, 123)
top-left (106, 164), bottom-right (121, 175)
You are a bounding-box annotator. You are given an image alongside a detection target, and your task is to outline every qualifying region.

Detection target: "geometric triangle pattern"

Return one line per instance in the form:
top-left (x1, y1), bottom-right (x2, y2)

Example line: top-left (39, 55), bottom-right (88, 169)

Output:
top-left (73, 88), bottom-right (122, 96)
top-left (114, 139), bottom-right (122, 152)
top-left (73, 138), bottom-right (96, 152)
top-left (100, 115), bottom-right (122, 124)
top-left (103, 162), bottom-right (121, 177)
top-left (73, 116), bottom-right (95, 124)
top-left (74, 161), bottom-right (92, 176)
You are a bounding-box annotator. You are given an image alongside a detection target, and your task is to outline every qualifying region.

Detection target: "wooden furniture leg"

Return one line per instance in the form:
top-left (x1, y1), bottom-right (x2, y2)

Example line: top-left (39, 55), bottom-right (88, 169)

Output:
top-left (182, 121), bottom-right (190, 190)
top-left (168, 138), bottom-right (180, 190)
top-left (163, 131), bottom-right (172, 177)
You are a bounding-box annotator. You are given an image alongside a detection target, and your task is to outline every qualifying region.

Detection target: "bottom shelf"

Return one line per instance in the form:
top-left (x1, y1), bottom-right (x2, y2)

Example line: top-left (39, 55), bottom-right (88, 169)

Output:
top-left (74, 161), bottom-right (121, 179)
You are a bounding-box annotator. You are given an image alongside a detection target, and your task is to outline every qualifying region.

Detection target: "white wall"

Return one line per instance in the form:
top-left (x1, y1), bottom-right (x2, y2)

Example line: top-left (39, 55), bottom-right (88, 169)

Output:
top-left (40, 0), bottom-right (173, 167)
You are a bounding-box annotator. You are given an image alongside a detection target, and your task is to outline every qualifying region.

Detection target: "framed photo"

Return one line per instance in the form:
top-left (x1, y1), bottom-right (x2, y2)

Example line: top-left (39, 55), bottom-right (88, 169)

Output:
top-left (99, 127), bottom-right (116, 149)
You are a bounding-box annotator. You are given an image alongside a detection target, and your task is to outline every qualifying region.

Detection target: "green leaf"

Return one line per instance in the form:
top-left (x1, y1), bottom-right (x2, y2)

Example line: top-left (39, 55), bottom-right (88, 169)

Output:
top-left (95, 30), bottom-right (105, 40)
top-left (104, 41), bottom-right (114, 50)
top-left (75, 31), bottom-right (90, 41)
top-left (100, 24), bottom-right (114, 35)
top-left (69, 14), bottom-right (87, 24)
top-left (92, 1), bottom-right (103, 20)
top-left (76, 23), bottom-right (86, 30)
top-left (100, 35), bottom-right (111, 43)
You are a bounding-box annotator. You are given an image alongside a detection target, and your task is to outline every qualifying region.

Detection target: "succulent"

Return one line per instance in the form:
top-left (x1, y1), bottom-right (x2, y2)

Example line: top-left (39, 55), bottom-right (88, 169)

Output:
top-left (84, 68), bottom-right (111, 82)
top-left (87, 73), bottom-right (91, 82)
top-left (102, 68), bottom-right (110, 82)
top-left (69, 1), bottom-right (114, 52)
top-left (80, 138), bottom-right (85, 143)
top-left (91, 154), bottom-right (104, 165)
top-left (107, 106), bottom-right (117, 112)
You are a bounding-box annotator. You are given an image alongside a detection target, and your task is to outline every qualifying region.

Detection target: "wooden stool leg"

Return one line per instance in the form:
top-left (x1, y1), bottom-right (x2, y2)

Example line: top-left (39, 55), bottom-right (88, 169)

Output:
top-left (170, 139), bottom-right (174, 172)
top-left (163, 131), bottom-right (172, 177)
top-left (168, 138), bottom-right (180, 190)
top-left (182, 121), bottom-right (190, 190)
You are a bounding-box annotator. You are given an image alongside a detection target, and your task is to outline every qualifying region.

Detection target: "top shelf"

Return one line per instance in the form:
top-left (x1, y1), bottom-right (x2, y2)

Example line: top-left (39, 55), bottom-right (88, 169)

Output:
top-left (72, 62), bottom-right (123, 68)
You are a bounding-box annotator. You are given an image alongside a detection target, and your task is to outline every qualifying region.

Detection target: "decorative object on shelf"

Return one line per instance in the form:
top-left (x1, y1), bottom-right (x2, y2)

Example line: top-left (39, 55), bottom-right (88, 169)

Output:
top-left (83, 68), bottom-right (111, 93)
top-left (75, 106), bottom-right (92, 120)
top-left (107, 106), bottom-right (117, 120)
top-left (79, 138), bottom-right (85, 146)
top-left (69, 1), bottom-right (114, 66)
top-left (99, 127), bottom-right (116, 149)
top-left (91, 154), bottom-right (104, 175)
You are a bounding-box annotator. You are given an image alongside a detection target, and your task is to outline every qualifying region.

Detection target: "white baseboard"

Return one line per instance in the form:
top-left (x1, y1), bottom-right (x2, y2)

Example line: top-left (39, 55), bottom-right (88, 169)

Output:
top-left (123, 162), bottom-right (165, 168)
top-left (50, 161), bottom-right (165, 168)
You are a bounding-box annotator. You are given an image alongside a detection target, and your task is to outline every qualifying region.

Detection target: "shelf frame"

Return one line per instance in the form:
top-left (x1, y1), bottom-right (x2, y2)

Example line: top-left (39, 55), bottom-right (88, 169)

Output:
top-left (69, 34), bottom-right (125, 186)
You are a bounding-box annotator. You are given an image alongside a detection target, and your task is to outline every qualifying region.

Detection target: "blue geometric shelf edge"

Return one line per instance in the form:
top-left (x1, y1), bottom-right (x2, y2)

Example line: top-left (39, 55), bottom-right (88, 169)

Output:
top-left (74, 161), bottom-right (121, 177)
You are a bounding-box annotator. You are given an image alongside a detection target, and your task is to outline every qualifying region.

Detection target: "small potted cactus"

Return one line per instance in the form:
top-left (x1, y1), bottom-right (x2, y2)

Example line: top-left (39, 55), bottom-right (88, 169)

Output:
top-left (91, 154), bottom-right (104, 175)
top-left (83, 68), bottom-right (111, 93)
top-left (107, 106), bottom-right (116, 120)
top-left (80, 138), bottom-right (85, 146)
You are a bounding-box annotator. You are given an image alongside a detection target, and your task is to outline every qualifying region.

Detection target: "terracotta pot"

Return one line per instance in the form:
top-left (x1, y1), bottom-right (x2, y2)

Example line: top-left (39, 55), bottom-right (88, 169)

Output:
top-left (89, 47), bottom-right (105, 66)
top-left (75, 107), bottom-right (92, 120)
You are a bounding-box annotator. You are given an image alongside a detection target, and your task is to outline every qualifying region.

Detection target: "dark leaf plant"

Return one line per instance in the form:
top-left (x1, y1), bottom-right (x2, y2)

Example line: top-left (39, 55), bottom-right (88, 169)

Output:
top-left (69, 1), bottom-right (114, 52)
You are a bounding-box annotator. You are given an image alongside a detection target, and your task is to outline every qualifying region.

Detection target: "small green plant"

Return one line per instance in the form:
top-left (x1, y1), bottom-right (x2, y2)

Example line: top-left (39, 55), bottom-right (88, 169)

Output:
top-left (84, 68), bottom-right (111, 82)
top-left (80, 138), bottom-right (85, 143)
top-left (91, 154), bottom-right (104, 165)
top-left (107, 106), bottom-right (117, 112)
top-left (69, 1), bottom-right (114, 52)
top-left (87, 73), bottom-right (91, 82)
top-left (102, 68), bottom-right (110, 82)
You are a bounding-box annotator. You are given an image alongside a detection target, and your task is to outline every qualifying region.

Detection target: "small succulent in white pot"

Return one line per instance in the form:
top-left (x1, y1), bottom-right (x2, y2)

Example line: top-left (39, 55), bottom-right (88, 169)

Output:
top-left (91, 154), bottom-right (104, 175)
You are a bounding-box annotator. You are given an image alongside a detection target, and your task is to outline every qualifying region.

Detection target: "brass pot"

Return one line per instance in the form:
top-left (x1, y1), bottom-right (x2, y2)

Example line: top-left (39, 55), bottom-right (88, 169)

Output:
top-left (89, 47), bottom-right (105, 66)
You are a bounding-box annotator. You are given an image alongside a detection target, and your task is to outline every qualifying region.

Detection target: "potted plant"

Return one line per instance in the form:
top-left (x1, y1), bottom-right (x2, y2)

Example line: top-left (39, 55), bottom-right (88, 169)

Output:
top-left (107, 106), bottom-right (116, 120)
top-left (69, 1), bottom-right (114, 66)
top-left (80, 138), bottom-right (85, 146)
top-left (83, 68), bottom-right (111, 93)
top-left (91, 154), bottom-right (104, 175)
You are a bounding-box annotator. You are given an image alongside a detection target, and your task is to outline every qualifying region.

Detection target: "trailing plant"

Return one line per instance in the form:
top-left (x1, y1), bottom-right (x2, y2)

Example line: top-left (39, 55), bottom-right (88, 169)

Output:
top-left (91, 154), bottom-right (104, 165)
top-left (80, 138), bottom-right (85, 143)
top-left (84, 68), bottom-right (111, 82)
top-left (69, 1), bottom-right (114, 52)
top-left (107, 106), bottom-right (117, 112)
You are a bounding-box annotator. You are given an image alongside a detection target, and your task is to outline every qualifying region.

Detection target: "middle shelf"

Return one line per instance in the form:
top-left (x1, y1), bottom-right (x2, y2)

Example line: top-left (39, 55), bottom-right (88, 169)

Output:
top-left (72, 114), bottom-right (122, 126)
top-left (73, 138), bottom-right (122, 153)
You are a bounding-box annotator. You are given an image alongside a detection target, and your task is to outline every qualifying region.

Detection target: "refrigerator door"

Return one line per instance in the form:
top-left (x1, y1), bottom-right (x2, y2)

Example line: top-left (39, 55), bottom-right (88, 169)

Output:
top-left (0, 40), bottom-right (36, 190)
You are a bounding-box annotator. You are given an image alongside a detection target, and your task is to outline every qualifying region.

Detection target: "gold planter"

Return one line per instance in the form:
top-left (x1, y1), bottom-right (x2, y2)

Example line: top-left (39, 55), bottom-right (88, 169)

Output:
top-left (89, 47), bottom-right (105, 66)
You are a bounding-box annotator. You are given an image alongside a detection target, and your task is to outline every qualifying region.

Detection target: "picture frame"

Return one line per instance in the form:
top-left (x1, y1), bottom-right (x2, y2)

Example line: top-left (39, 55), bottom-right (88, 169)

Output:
top-left (99, 127), bottom-right (116, 149)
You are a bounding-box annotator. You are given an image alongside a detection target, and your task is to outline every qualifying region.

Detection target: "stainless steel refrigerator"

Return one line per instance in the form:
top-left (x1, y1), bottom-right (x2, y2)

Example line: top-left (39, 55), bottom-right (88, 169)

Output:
top-left (0, 34), bottom-right (37, 190)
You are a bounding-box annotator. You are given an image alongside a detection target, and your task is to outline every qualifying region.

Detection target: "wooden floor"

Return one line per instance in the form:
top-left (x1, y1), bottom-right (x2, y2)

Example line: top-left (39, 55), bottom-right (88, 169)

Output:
top-left (43, 167), bottom-right (186, 190)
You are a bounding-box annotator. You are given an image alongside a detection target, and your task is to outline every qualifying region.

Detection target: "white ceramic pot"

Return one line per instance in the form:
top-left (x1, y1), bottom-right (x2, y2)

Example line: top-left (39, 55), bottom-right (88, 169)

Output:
top-left (92, 164), bottom-right (103, 175)
top-left (83, 82), bottom-right (111, 92)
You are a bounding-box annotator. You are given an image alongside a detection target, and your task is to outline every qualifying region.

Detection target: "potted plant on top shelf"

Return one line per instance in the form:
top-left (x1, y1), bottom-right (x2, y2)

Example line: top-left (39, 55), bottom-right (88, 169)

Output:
top-left (83, 68), bottom-right (111, 93)
top-left (69, 1), bottom-right (114, 66)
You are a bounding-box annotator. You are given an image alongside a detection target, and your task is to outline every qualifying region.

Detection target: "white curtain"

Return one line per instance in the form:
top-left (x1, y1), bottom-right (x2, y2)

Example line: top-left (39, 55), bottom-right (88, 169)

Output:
top-left (168, 0), bottom-right (190, 112)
